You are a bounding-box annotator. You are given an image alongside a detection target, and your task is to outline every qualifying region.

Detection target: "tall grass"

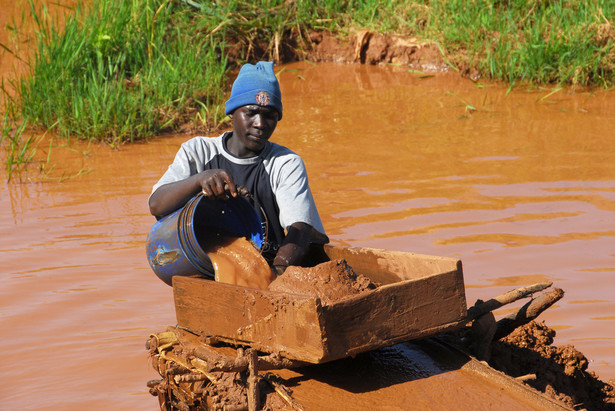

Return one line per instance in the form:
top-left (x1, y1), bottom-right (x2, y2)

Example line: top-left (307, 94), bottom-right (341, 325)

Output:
top-left (15, 0), bottom-right (230, 146)
top-left (1, 111), bottom-right (39, 182)
top-left (423, 0), bottom-right (615, 86)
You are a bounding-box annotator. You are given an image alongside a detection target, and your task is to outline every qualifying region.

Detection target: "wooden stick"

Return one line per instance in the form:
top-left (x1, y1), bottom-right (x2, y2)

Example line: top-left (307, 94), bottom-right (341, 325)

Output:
top-left (467, 282), bottom-right (553, 321)
top-left (247, 348), bottom-right (258, 411)
top-left (262, 373), bottom-right (305, 411)
top-left (190, 345), bottom-right (307, 372)
top-left (159, 351), bottom-right (219, 385)
top-left (173, 373), bottom-right (209, 383)
top-left (516, 373), bottom-right (537, 382)
top-left (494, 288), bottom-right (564, 340)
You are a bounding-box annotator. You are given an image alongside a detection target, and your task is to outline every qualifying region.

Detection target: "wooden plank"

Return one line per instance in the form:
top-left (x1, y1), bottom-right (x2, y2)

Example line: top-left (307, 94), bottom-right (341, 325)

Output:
top-left (173, 276), bottom-right (326, 363)
top-left (324, 244), bottom-right (462, 284)
top-left (321, 268), bottom-right (467, 361)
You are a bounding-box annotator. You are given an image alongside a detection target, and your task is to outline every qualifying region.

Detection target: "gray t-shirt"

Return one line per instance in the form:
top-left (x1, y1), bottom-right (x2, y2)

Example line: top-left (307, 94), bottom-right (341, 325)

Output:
top-left (152, 132), bottom-right (327, 258)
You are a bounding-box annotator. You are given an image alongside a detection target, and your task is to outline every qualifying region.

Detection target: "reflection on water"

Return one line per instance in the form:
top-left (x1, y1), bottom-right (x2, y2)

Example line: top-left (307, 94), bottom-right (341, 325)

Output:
top-left (1, 61), bottom-right (614, 409)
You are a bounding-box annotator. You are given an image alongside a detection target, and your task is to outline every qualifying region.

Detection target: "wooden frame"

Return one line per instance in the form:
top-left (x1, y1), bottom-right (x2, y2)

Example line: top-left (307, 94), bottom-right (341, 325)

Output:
top-left (173, 244), bottom-right (467, 364)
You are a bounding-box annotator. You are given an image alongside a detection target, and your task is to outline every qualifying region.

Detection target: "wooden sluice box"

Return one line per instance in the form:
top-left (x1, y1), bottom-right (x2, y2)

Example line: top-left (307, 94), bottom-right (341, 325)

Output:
top-left (173, 244), bottom-right (468, 364)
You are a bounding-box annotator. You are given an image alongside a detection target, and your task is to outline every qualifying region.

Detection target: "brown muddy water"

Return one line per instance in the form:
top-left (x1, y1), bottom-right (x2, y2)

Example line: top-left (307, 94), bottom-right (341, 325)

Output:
top-left (1, 33), bottom-right (615, 411)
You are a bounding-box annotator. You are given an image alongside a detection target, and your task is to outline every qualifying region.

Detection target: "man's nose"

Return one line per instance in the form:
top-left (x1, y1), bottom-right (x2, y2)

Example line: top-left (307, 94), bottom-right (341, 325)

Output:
top-left (253, 114), bottom-right (264, 129)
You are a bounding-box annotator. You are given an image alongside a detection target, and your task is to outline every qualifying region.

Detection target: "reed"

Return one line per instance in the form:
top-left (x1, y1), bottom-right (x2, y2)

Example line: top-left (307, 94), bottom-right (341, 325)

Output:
top-left (0, 111), bottom-right (39, 182)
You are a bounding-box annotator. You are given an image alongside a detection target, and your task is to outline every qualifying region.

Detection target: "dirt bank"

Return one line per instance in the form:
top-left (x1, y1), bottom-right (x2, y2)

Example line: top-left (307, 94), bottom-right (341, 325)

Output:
top-left (484, 321), bottom-right (615, 410)
top-left (306, 30), bottom-right (445, 69)
top-left (226, 28), bottom-right (467, 80)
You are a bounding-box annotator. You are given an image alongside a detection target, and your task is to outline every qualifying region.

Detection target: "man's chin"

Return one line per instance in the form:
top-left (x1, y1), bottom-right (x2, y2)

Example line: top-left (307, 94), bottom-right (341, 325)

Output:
top-left (247, 135), bottom-right (267, 147)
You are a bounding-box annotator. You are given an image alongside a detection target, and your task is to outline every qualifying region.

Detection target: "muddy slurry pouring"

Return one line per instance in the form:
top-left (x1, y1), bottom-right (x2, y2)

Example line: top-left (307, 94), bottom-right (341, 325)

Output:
top-left (146, 190), bottom-right (275, 289)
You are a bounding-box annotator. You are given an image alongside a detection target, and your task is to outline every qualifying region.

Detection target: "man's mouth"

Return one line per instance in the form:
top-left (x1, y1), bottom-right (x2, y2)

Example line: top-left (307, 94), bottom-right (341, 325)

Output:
top-left (248, 133), bottom-right (265, 142)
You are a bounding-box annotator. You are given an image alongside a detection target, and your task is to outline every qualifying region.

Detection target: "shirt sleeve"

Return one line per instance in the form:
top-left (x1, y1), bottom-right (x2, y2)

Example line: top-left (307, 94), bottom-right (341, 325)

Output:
top-left (269, 150), bottom-right (327, 237)
top-left (151, 137), bottom-right (215, 194)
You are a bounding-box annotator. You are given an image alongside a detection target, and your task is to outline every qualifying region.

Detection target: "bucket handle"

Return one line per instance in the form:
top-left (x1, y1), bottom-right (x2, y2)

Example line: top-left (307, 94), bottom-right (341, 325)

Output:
top-left (200, 184), bottom-right (269, 253)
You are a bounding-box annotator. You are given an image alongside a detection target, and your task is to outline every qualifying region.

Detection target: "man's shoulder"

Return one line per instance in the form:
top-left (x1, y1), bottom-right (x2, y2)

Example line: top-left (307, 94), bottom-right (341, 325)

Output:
top-left (263, 142), bottom-right (307, 180)
top-left (266, 141), bottom-right (301, 161)
top-left (181, 134), bottom-right (225, 150)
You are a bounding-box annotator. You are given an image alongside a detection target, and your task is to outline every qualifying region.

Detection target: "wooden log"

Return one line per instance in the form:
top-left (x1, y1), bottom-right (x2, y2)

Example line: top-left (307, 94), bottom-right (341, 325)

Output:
top-left (494, 288), bottom-right (564, 340)
top-left (159, 350), bottom-right (220, 385)
top-left (247, 349), bottom-right (258, 411)
top-left (147, 331), bottom-right (179, 354)
top-left (190, 344), bottom-right (308, 372)
top-left (467, 282), bottom-right (553, 321)
top-left (173, 373), bottom-right (209, 383)
top-left (165, 366), bottom-right (190, 376)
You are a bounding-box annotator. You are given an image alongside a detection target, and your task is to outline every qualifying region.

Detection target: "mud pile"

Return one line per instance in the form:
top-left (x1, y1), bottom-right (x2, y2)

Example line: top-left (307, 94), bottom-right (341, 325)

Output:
top-left (268, 259), bottom-right (377, 305)
top-left (486, 321), bottom-right (615, 410)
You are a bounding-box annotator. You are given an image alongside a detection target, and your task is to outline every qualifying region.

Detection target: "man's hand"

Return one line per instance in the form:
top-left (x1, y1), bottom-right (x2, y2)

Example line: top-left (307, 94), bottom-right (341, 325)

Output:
top-left (273, 222), bottom-right (313, 271)
top-left (149, 168), bottom-right (239, 219)
top-left (199, 169), bottom-right (238, 200)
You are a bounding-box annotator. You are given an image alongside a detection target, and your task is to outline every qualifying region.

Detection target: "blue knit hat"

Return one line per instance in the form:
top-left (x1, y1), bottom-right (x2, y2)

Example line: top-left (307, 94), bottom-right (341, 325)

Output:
top-left (225, 61), bottom-right (283, 120)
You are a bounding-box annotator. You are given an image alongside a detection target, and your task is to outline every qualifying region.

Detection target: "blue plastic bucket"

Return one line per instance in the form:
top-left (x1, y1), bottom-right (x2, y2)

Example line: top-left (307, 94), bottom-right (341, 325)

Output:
top-left (146, 193), bottom-right (266, 286)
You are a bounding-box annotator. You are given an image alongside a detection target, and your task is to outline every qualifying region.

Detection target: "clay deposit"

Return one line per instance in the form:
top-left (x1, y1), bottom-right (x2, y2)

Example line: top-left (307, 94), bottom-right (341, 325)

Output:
top-left (487, 321), bottom-right (615, 410)
top-left (268, 259), bottom-right (377, 305)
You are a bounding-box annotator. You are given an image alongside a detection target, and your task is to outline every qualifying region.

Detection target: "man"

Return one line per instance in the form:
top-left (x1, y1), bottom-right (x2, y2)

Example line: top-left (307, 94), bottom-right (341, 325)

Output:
top-left (149, 61), bottom-right (328, 276)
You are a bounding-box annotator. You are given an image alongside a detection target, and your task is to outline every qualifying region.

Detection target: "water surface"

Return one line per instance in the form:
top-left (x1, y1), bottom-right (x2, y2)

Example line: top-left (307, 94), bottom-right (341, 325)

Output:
top-left (1, 47), bottom-right (614, 411)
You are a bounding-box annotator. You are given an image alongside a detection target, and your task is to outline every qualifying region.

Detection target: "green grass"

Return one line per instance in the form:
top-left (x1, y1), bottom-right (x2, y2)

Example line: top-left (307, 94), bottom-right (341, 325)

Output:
top-left (14, 0), bottom-right (230, 146)
top-left (423, 0), bottom-right (615, 87)
top-left (1, 0), bottom-right (615, 174)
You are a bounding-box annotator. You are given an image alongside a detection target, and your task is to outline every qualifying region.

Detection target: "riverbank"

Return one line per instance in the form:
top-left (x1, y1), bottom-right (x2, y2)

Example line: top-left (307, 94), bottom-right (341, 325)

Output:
top-left (3, 0), bottom-right (615, 149)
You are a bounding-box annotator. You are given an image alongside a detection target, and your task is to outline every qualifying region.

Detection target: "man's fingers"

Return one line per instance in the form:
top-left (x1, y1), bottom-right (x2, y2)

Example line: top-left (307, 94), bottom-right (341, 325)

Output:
top-left (211, 177), bottom-right (226, 197)
top-left (199, 170), bottom-right (238, 199)
top-left (223, 179), bottom-right (238, 197)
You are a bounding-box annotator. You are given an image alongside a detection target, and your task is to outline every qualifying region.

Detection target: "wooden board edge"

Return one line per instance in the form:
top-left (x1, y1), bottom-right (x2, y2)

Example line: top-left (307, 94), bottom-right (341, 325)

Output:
top-left (173, 276), bottom-right (329, 363)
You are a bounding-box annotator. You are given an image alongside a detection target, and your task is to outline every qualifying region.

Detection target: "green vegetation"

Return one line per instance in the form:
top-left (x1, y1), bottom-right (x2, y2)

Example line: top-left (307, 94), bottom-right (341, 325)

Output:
top-left (1, 0), bottom-right (615, 172)
top-left (8, 0), bottom-right (231, 146)
top-left (425, 0), bottom-right (615, 87)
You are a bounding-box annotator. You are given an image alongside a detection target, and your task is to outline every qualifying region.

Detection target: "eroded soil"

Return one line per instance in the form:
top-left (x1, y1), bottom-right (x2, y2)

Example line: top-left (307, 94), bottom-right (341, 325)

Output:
top-left (487, 321), bottom-right (615, 410)
top-left (305, 29), bottom-right (448, 72)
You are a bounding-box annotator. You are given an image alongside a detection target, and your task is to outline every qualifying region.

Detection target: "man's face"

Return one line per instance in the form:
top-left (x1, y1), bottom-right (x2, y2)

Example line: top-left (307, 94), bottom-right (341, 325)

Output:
top-left (230, 105), bottom-right (279, 157)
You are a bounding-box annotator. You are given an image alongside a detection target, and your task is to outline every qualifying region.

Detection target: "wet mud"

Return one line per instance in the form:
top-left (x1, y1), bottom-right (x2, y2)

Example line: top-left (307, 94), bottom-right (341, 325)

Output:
top-left (486, 321), bottom-right (615, 409)
top-left (268, 259), bottom-right (376, 305)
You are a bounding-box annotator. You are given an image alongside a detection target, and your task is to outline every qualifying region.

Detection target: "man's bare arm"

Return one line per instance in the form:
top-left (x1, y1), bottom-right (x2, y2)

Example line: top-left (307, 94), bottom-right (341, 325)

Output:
top-left (272, 222), bottom-right (313, 275)
top-left (148, 169), bottom-right (238, 219)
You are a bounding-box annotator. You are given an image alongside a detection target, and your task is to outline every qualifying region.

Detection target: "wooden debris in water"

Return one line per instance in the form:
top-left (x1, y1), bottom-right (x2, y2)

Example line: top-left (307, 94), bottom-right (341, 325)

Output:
top-left (147, 327), bottom-right (306, 411)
